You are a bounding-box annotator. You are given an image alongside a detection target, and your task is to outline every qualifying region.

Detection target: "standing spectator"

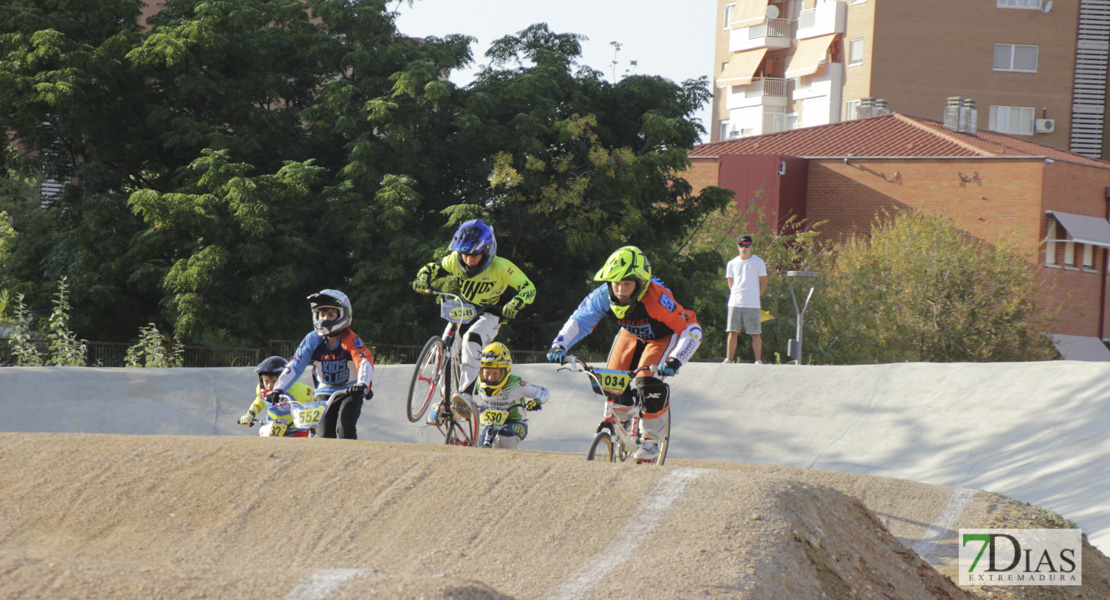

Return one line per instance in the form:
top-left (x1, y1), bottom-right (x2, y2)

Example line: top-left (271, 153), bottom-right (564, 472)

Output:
top-left (724, 234), bottom-right (768, 364)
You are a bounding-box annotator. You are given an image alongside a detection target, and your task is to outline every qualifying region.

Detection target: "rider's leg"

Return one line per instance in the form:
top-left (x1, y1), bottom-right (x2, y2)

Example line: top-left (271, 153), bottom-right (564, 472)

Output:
top-left (458, 314), bottom-right (501, 396)
top-left (633, 378), bottom-right (670, 460)
top-left (603, 330), bottom-right (641, 426)
top-left (317, 393), bottom-right (339, 438)
top-left (492, 422), bottom-right (527, 449)
top-left (335, 392), bottom-right (363, 440)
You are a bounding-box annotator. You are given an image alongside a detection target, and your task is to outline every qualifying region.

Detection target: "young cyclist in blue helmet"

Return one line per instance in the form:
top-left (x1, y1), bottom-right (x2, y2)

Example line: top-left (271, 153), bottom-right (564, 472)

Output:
top-left (268, 289), bottom-right (375, 439)
top-left (546, 246), bottom-right (702, 461)
top-left (413, 219), bottom-right (537, 425)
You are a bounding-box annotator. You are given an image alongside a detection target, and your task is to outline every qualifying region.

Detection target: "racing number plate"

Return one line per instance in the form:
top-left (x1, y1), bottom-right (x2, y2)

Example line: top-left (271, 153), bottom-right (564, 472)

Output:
top-left (597, 372), bottom-right (630, 395)
top-left (260, 422), bottom-right (287, 437)
top-left (480, 408), bottom-right (509, 426)
top-left (291, 404), bottom-right (325, 428)
top-left (440, 298), bottom-right (478, 324)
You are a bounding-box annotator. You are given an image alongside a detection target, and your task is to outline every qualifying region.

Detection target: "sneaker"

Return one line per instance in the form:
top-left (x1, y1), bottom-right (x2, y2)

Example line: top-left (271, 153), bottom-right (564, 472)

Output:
top-left (633, 441), bottom-right (660, 461)
top-left (425, 403), bottom-right (444, 425)
top-left (721, 358), bottom-right (735, 364)
top-left (754, 360), bottom-right (764, 365)
top-left (451, 393), bottom-right (473, 419)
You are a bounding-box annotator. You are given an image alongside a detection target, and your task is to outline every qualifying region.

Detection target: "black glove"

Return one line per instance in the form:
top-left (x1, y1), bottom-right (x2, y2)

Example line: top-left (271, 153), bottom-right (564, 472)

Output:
top-left (525, 399), bottom-right (542, 411)
top-left (658, 358), bottom-right (681, 377)
top-left (265, 389), bottom-right (284, 404)
top-left (346, 384), bottom-right (366, 401)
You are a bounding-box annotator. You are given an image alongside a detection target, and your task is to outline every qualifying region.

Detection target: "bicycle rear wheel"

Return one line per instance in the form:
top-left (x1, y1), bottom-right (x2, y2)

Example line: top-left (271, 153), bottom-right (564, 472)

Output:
top-left (586, 431), bottom-right (614, 462)
top-left (406, 336), bottom-right (445, 422)
top-left (443, 414), bottom-right (476, 447)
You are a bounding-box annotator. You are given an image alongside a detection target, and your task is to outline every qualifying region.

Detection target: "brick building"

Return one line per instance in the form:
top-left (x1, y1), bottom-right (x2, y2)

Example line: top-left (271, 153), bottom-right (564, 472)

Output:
top-left (687, 111), bottom-right (1110, 358)
top-left (713, 0), bottom-right (1110, 161)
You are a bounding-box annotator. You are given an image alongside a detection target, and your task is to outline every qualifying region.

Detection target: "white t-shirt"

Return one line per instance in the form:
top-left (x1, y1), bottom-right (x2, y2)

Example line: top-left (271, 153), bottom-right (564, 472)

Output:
top-left (726, 254), bottom-right (767, 308)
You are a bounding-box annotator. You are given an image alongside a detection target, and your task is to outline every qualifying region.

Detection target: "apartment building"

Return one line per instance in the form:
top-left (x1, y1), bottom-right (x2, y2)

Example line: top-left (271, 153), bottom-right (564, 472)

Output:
top-left (712, 0), bottom-right (1110, 160)
top-left (687, 111), bottom-right (1110, 357)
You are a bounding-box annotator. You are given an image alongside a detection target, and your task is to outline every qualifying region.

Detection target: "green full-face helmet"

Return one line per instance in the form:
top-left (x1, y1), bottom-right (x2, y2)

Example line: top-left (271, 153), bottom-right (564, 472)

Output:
top-left (594, 246), bottom-right (652, 309)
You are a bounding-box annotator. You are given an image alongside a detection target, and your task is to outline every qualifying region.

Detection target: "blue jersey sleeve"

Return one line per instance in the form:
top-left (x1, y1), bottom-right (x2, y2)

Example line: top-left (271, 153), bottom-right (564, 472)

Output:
top-left (552, 284), bottom-right (610, 350)
top-left (274, 332), bottom-right (319, 392)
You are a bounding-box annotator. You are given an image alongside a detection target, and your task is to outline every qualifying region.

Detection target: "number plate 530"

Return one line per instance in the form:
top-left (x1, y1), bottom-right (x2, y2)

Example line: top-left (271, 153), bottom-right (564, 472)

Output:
top-left (481, 409), bottom-right (509, 425)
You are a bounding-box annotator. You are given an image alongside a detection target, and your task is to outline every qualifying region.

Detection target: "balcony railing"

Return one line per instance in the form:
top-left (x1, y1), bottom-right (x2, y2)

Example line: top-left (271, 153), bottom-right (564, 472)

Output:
top-left (747, 19), bottom-right (791, 40)
top-left (744, 77), bottom-right (787, 98)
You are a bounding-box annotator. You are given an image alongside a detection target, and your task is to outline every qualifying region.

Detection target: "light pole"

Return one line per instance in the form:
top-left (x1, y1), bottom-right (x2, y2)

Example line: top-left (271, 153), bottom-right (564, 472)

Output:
top-left (786, 270), bottom-right (818, 365)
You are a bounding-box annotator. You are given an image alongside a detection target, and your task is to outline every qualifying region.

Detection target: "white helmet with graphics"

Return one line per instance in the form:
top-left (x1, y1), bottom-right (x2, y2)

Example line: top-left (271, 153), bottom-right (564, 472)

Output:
top-left (307, 289), bottom-right (352, 336)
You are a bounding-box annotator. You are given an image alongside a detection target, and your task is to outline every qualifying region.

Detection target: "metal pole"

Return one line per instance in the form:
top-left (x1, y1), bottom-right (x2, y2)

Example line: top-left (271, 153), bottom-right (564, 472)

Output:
top-left (786, 271), bottom-right (818, 365)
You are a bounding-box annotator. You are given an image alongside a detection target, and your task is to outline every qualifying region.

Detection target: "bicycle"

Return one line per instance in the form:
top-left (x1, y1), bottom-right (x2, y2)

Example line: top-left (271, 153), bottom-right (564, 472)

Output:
top-left (475, 400), bottom-right (534, 449)
top-left (558, 355), bottom-right (670, 465)
top-left (405, 285), bottom-right (485, 446)
top-left (249, 390), bottom-right (344, 438)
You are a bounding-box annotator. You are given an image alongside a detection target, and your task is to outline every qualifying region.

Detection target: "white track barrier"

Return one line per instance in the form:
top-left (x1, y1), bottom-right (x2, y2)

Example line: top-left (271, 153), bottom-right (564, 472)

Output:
top-left (3, 360), bottom-right (1108, 551)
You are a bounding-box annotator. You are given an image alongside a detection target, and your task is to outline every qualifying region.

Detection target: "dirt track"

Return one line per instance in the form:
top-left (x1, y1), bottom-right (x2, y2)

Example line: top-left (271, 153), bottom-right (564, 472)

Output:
top-left (1, 433), bottom-right (1107, 600)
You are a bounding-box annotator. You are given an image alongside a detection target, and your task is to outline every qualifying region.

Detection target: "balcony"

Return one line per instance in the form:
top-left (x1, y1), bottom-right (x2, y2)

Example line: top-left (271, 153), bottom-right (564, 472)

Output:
top-left (726, 77), bottom-right (788, 111)
top-left (797, 1), bottom-right (846, 40)
top-left (729, 19), bottom-right (792, 52)
top-left (725, 105), bottom-right (789, 138)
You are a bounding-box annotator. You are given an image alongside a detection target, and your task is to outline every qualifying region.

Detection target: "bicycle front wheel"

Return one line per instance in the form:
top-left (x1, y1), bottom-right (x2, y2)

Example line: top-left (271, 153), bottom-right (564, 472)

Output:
top-left (586, 431), bottom-right (614, 462)
top-left (655, 412), bottom-right (672, 466)
top-left (406, 336), bottom-right (445, 422)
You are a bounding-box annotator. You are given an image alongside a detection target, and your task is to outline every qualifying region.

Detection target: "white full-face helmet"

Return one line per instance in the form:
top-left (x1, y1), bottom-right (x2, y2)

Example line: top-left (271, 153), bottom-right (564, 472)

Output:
top-left (307, 289), bottom-right (352, 336)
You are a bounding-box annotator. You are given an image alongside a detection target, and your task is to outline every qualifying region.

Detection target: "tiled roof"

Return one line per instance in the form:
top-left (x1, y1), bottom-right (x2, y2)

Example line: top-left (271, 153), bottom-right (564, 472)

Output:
top-left (690, 113), bottom-right (1110, 168)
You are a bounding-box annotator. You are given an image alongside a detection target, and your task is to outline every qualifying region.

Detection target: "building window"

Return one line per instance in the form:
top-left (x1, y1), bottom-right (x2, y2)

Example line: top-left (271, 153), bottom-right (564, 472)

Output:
top-left (1064, 235), bottom-right (1076, 268)
top-left (719, 121), bottom-right (731, 140)
top-left (1045, 220), bottom-right (1057, 265)
top-left (787, 112), bottom-right (798, 130)
top-left (989, 105), bottom-right (1035, 135)
top-left (1083, 243), bottom-right (1096, 270)
top-left (997, 0), bottom-right (1042, 8)
top-left (845, 99), bottom-right (860, 120)
top-left (848, 38), bottom-right (864, 66)
top-left (724, 4), bottom-right (735, 28)
top-left (764, 106), bottom-right (786, 133)
top-left (993, 43), bottom-right (1038, 72)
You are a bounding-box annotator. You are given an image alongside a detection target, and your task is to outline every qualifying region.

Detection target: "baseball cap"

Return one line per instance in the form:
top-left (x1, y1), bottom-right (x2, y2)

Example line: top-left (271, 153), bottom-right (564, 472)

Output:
top-left (737, 234), bottom-right (753, 244)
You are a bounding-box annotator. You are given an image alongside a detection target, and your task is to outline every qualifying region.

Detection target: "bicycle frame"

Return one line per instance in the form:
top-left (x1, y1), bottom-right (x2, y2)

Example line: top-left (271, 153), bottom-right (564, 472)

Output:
top-left (406, 285), bottom-right (487, 446)
top-left (559, 355), bottom-right (668, 465)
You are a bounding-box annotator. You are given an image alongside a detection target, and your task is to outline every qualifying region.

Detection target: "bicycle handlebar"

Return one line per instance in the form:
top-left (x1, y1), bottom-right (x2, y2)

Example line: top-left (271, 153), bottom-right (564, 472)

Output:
top-left (560, 355), bottom-right (657, 376)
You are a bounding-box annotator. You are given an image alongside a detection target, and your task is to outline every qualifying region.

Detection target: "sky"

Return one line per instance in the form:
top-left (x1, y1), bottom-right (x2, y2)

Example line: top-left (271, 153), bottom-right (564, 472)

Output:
top-left (391, 0), bottom-right (718, 143)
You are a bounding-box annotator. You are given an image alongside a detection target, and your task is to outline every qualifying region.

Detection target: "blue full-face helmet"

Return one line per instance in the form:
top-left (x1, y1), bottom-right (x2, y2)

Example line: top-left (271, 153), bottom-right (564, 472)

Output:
top-left (448, 219), bottom-right (497, 277)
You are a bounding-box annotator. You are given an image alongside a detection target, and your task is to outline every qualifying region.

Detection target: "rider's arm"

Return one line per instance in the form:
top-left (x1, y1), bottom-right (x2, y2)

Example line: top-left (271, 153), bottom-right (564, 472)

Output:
top-left (522, 382), bottom-right (550, 404)
top-left (551, 284), bottom-right (610, 351)
top-left (417, 258), bottom-right (448, 282)
top-left (498, 257), bottom-right (537, 307)
top-left (274, 332), bottom-right (318, 392)
top-left (248, 385), bottom-right (268, 416)
top-left (341, 329), bottom-right (375, 390)
top-left (643, 284), bottom-right (703, 367)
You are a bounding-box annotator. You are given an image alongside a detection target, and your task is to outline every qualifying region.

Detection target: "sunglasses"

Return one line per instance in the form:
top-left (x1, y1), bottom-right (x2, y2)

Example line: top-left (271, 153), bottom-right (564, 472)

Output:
top-left (738, 242), bottom-right (752, 247)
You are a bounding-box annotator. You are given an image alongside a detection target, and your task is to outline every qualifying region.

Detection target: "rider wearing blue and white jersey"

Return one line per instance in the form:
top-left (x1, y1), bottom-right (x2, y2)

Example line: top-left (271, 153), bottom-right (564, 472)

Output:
top-left (548, 246), bottom-right (701, 461)
top-left (272, 290), bottom-right (375, 439)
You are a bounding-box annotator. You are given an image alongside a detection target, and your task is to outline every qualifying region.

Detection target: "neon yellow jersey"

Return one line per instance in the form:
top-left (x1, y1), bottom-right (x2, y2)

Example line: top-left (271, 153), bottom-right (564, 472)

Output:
top-left (248, 381), bottom-right (315, 417)
top-left (430, 254), bottom-right (536, 309)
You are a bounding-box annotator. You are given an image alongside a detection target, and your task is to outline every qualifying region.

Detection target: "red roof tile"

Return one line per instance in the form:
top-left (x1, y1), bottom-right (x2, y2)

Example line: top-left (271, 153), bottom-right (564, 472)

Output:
top-left (690, 113), bottom-right (1110, 169)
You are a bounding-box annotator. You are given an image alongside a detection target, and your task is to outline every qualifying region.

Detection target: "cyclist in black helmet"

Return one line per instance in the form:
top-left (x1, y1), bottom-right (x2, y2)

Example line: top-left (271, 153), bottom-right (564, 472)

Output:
top-left (237, 356), bottom-right (316, 428)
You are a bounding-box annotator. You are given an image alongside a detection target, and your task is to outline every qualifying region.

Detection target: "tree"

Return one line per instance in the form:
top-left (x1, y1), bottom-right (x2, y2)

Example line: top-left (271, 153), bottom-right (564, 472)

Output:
top-left (0, 2), bottom-right (732, 354)
top-left (808, 210), bottom-right (1056, 363)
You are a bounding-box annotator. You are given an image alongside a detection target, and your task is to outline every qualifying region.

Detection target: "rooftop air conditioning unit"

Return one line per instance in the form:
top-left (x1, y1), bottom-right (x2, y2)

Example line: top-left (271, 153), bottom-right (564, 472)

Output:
top-left (1035, 118), bottom-right (1055, 133)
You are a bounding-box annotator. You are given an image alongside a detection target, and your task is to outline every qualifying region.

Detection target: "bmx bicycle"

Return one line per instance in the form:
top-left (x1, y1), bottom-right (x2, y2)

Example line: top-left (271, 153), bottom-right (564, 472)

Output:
top-left (475, 400), bottom-right (537, 449)
top-left (405, 286), bottom-right (485, 446)
top-left (558, 355), bottom-right (670, 465)
top-left (249, 390), bottom-right (344, 437)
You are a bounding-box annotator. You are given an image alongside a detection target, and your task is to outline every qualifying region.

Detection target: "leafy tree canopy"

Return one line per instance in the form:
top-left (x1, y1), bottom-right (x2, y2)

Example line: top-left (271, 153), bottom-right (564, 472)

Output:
top-left (0, 0), bottom-right (729, 355)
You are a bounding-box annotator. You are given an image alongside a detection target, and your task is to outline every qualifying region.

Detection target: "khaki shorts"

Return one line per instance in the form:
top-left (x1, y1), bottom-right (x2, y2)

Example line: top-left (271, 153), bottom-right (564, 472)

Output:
top-left (726, 306), bottom-right (761, 334)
